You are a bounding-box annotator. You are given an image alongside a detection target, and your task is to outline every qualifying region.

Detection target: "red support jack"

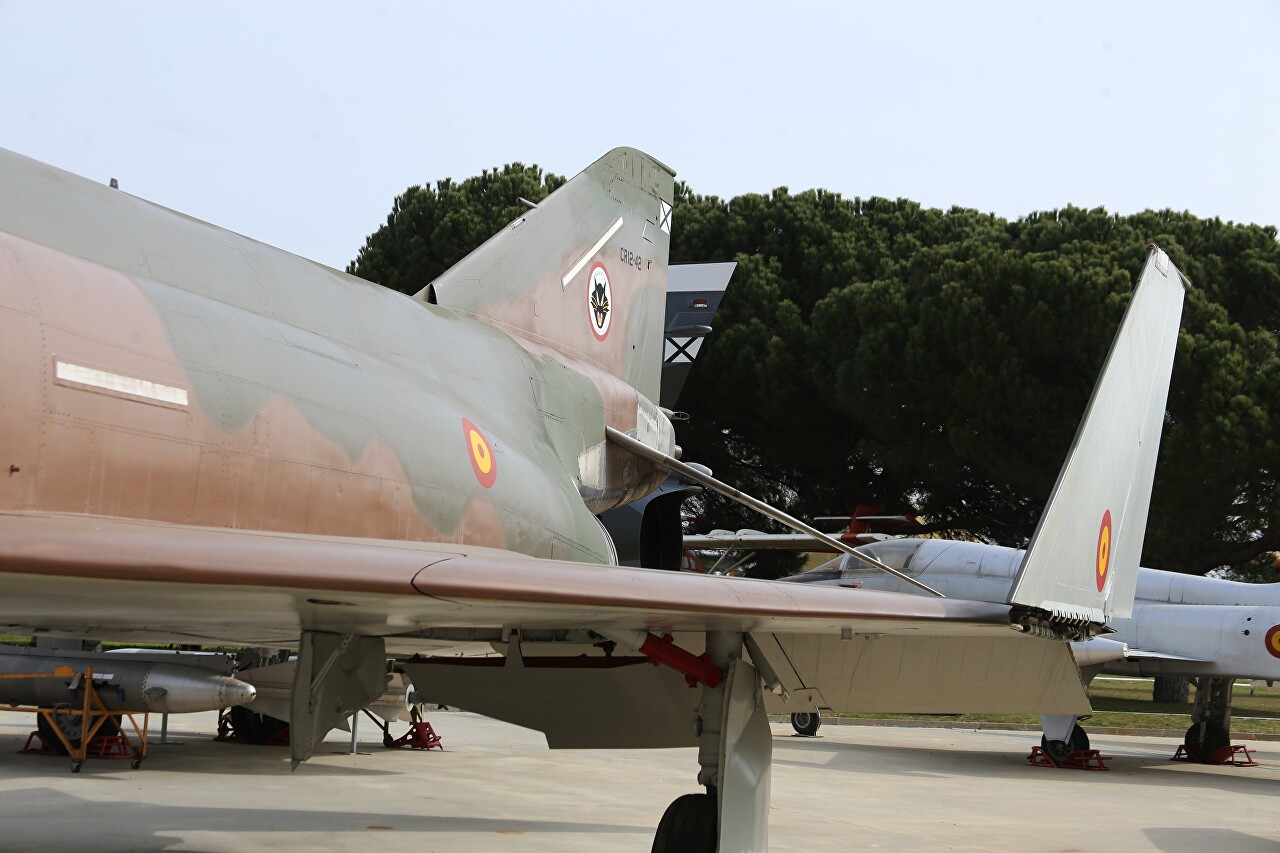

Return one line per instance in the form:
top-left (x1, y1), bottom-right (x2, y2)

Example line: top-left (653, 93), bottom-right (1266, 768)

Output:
top-left (384, 720), bottom-right (443, 751)
top-left (1026, 746), bottom-right (1112, 771)
top-left (1170, 744), bottom-right (1258, 767)
top-left (366, 707), bottom-right (444, 751)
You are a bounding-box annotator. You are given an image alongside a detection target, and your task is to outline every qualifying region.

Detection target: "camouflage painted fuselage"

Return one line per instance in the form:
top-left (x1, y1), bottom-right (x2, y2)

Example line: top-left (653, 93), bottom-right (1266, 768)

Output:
top-left (0, 147), bottom-right (675, 563)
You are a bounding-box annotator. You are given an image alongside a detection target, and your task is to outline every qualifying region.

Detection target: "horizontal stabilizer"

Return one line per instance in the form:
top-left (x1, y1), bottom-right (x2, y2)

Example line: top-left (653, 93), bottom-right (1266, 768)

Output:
top-left (661, 261), bottom-right (735, 408)
top-left (684, 530), bottom-right (879, 552)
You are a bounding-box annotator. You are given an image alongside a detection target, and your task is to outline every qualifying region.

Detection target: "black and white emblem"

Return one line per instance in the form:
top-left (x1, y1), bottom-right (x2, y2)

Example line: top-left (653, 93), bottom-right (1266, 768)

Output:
top-left (588, 262), bottom-right (612, 341)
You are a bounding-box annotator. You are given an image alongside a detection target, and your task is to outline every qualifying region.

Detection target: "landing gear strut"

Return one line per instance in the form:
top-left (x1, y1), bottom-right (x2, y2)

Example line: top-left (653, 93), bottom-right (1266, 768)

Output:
top-left (1181, 676), bottom-right (1234, 762)
top-left (652, 631), bottom-right (771, 853)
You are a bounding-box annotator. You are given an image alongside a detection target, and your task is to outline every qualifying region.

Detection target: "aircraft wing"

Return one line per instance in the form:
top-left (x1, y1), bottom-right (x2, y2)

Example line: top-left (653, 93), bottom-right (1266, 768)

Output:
top-left (684, 530), bottom-right (886, 552)
top-left (0, 510), bottom-right (1090, 734)
top-left (0, 511), bottom-right (1006, 641)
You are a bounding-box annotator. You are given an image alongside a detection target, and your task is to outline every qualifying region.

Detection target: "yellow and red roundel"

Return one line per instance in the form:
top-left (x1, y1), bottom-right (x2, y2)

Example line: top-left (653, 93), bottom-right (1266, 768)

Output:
top-left (1265, 624), bottom-right (1280, 660)
top-left (462, 417), bottom-right (497, 489)
top-left (1095, 509), bottom-right (1112, 592)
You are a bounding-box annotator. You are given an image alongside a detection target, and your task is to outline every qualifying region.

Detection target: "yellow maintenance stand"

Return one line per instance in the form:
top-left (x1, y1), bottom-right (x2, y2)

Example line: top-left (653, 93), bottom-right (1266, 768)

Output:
top-left (3, 665), bottom-right (148, 772)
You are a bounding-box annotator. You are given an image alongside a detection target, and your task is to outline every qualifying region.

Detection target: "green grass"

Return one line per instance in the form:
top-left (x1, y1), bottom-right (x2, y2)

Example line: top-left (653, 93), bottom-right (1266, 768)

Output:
top-left (830, 676), bottom-right (1280, 735)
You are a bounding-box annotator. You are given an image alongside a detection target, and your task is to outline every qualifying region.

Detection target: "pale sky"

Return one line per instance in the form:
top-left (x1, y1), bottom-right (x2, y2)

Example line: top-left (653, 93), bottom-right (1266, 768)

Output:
top-left (3, 1), bottom-right (1276, 271)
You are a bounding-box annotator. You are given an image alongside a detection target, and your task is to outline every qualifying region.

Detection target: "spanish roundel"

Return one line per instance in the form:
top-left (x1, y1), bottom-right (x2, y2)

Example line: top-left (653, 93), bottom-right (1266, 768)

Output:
top-left (1265, 624), bottom-right (1280, 660)
top-left (1095, 510), bottom-right (1112, 592)
top-left (462, 417), bottom-right (497, 488)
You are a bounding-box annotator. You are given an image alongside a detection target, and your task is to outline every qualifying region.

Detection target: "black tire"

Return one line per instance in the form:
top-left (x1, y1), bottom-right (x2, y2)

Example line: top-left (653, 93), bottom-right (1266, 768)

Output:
top-left (652, 792), bottom-right (717, 853)
top-left (1040, 735), bottom-right (1071, 765)
top-left (130, 759), bottom-right (143, 770)
top-left (1184, 720), bottom-right (1229, 762)
top-left (37, 711), bottom-right (121, 755)
top-left (229, 705), bottom-right (289, 745)
top-left (1040, 723), bottom-right (1089, 765)
top-left (791, 711), bottom-right (822, 737)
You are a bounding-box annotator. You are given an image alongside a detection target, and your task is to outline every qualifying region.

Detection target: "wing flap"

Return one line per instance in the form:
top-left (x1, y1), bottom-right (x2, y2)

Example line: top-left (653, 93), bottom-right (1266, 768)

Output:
top-left (765, 632), bottom-right (1090, 715)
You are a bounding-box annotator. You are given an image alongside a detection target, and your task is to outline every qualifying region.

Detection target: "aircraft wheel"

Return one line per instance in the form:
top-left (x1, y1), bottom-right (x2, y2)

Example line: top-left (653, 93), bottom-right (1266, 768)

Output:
top-left (38, 711), bottom-right (121, 755)
top-left (651, 792), bottom-right (716, 853)
top-left (70, 761), bottom-right (83, 773)
top-left (1040, 735), bottom-right (1070, 765)
top-left (1184, 720), bottom-right (1229, 762)
top-left (1041, 723), bottom-right (1089, 764)
top-left (229, 705), bottom-right (289, 745)
top-left (130, 758), bottom-right (143, 770)
top-left (790, 711), bottom-right (822, 737)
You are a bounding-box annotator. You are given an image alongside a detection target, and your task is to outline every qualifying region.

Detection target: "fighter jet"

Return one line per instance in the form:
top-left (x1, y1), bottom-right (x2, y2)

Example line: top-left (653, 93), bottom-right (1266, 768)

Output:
top-left (773, 536), bottom-right (1280, 762)
top-left (0, 145), bottom-right (1183, 852)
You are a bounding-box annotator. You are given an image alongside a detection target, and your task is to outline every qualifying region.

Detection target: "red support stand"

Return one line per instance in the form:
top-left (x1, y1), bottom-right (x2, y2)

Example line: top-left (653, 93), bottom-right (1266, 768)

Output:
top-left (84, 733), bottom-right (133, 760)
top-left (18, 731), bottom-right (58, 755)
top-left (384, 720), bottom-right (443, 751)
top-left (1026, 746), bottom-right (1111, 771)
top-left (1170, 744), bottom-right (1258, 767)
top-left (20, 730), bottom-right (135, 761)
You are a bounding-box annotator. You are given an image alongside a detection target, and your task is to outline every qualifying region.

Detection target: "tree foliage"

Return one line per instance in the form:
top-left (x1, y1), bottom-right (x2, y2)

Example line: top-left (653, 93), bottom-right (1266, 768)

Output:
top-left (347, 164), bottom-right (566, 293)
top-left (348, 164), bottom-right (1280, 579)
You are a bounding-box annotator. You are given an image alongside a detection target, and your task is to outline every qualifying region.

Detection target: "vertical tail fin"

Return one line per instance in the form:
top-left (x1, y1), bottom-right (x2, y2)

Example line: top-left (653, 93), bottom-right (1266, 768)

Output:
top-left (419, 147), bottom-right (675, 403)
top-left (1009, 246), bottom-right (1188, 624)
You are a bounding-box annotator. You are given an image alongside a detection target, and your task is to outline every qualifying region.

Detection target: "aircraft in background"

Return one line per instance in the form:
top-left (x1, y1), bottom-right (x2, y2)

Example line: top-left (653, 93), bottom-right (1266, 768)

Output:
top-left (772, 537), bottom-right (1280, 761)
top-left (0, 144), bottom-right (1183, 852)
top-left (692, 505), bottom-right (1280, 761)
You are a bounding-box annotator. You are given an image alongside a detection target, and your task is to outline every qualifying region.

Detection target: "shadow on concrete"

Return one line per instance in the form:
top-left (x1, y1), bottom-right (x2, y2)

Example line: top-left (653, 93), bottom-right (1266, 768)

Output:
top-left (1144, 826), bottom-right (1278, 852)
top-left (1, 787), bottom-right (648, 852)
top-left (771, 732), bottom-right (1280, 795)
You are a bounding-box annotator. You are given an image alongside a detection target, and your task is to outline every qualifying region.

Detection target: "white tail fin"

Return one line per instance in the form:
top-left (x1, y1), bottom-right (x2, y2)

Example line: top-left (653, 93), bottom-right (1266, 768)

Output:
top-left (1009, 246), bottom-right (1188, 623)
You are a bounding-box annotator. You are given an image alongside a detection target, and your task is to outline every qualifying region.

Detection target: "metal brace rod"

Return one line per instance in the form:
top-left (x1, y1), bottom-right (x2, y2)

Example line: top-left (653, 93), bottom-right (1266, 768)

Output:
top-left (308, 634), bottom-right (354, 708)
top-left (605, 427), bottom-right (944, 597)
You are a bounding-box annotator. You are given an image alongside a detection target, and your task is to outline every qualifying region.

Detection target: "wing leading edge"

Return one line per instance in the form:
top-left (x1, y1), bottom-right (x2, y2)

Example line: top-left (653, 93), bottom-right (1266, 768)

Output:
top-left (0, 511), bottom-right (1009, 638)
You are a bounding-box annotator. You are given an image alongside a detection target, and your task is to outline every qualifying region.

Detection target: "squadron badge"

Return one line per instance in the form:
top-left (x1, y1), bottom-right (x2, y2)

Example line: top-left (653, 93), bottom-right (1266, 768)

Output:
top-left (588, 262), bottom-right (612, 341)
